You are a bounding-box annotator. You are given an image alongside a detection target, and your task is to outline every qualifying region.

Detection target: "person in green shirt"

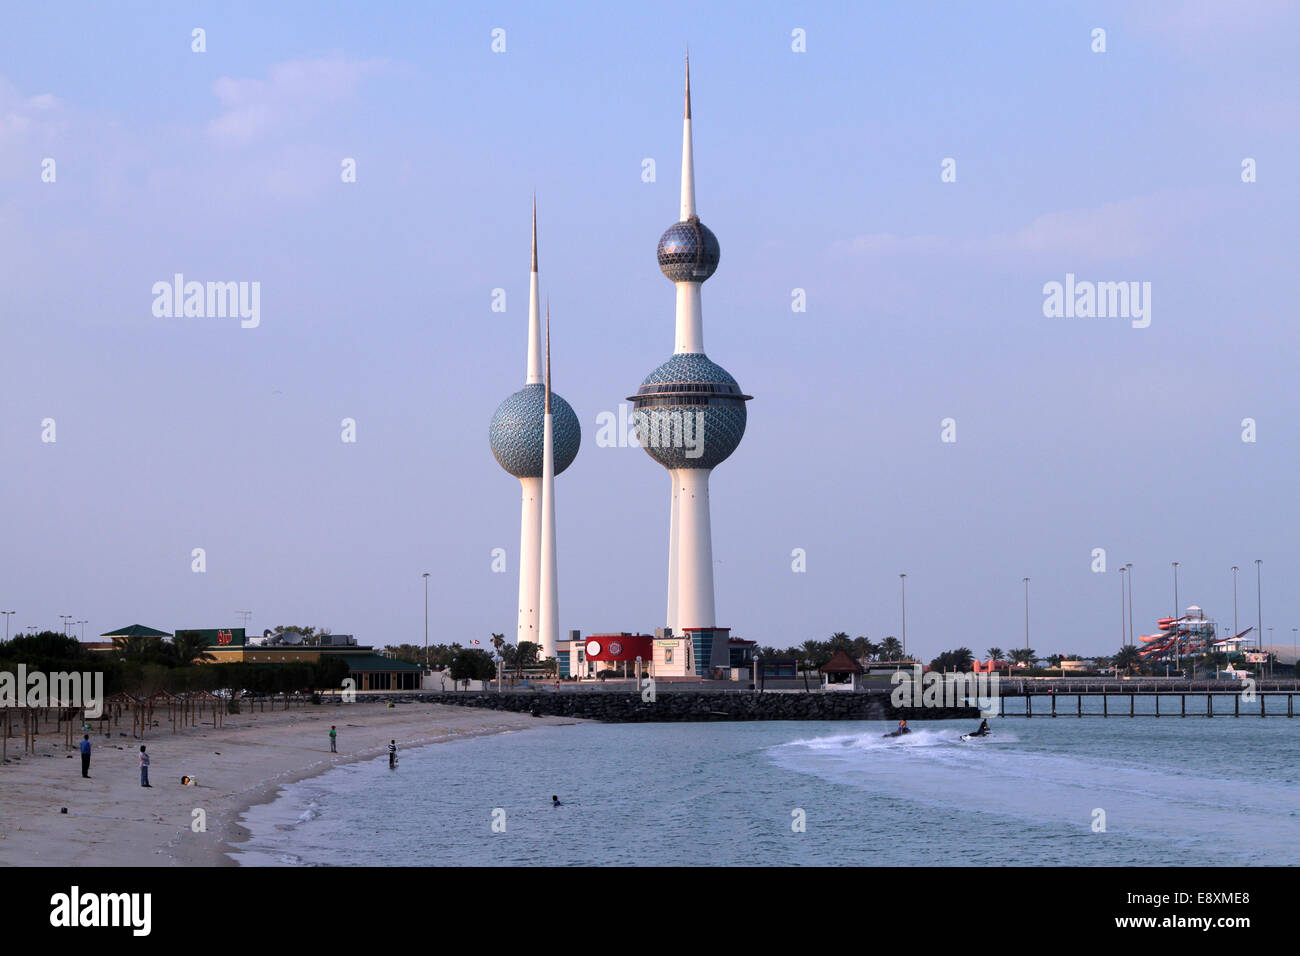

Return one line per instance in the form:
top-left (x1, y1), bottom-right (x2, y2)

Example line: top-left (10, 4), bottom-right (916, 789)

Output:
top-left (329, 726), bottom-right (337, 753)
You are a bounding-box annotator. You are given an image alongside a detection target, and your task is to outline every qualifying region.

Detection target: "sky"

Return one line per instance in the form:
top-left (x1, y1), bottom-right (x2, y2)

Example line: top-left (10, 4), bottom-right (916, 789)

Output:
top-left (1, 1), bottom-right (1297, 661)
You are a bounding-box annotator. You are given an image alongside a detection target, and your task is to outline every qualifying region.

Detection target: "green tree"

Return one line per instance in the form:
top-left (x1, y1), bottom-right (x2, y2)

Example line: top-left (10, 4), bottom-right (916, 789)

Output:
top-left (170, 631), bottom-right (215, 665)
top-left (1113, 645), bottom-right (1141, 675)
top-left (513, 641), bottom-right (539, 677)
top-left (878, 637), bottom-right (903, 661)
top-left (0, 631), bottom-right (87, 661)
top-left (450, 648), bottom-right (495, 689)
top-left (986, 647), bottom-right (1004, 662)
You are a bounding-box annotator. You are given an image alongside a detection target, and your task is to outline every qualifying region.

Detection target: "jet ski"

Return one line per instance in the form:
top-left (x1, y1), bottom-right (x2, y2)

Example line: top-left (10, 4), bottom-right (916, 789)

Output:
top-left (882, 725), bottom-right (911, 738)
top-left (959, 732), bottom-right (991, 741)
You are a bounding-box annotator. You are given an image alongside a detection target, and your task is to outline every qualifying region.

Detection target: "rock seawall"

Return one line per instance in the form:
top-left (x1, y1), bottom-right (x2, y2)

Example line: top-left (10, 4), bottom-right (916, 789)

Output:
top-left (411, 691), bottom-right (978, 723)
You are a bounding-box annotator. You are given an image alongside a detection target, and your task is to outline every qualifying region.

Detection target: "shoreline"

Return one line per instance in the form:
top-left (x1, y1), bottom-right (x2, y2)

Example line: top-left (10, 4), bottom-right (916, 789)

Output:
top-left (0, 701), bottom-right (578, 867)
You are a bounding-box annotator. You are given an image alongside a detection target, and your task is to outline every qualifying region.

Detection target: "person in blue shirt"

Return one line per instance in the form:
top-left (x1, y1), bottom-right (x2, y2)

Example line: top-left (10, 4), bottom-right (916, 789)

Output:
top-left (79, 734), bottom-right (91, 778)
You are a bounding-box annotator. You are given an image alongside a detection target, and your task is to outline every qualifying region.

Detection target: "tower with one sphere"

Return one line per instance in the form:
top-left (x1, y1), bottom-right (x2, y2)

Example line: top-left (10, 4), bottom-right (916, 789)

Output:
top-left (490, 200), bottom-right (580, 657)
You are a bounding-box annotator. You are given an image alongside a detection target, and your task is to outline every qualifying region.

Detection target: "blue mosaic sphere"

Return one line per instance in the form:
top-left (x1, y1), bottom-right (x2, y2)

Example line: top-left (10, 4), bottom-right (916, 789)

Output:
top-left (490, 384), bottom-right (581, 479)
top-left (628, 353), bottom-right (750, 470)
top-left (657, 218), bottom-right (720, 283)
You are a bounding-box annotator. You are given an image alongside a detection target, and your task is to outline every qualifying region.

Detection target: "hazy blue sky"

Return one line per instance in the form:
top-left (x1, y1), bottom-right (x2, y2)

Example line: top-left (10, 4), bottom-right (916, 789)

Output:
top-left (2, 1), bottom-right (1297, 660)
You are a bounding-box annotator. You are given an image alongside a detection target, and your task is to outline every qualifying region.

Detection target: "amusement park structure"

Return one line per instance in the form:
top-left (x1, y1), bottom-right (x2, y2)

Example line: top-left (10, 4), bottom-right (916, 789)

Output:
top-left (1137, 606), bottom-right (1255, 661)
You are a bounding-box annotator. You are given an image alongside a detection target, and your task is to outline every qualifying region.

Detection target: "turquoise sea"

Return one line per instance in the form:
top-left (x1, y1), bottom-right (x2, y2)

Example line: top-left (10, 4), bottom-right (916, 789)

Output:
top-left (231, 710), bottom-right (1300, 866)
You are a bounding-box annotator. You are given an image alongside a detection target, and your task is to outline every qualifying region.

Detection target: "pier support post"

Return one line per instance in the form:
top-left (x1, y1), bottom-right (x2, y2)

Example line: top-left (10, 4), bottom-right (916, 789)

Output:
top-left (1051, 694), bottom-right (1056, 717)
top-left (1181, 694), bottom-right (1185, 717)
top-left (1130, 693), bottom-right (1134, 718)
top-left (1077, 695), bottom-right (1082, 718)
top-left (1235, 694), bottom-right (1239, 717)
top-left (1208, 695), bottom-right (1213, 718)
top-left (1103, 693), bottom-right (1107, 717)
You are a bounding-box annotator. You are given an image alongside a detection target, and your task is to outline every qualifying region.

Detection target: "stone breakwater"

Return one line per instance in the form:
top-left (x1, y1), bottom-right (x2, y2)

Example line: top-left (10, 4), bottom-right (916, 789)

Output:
top-left (403, 691), bottom-right (978, 723)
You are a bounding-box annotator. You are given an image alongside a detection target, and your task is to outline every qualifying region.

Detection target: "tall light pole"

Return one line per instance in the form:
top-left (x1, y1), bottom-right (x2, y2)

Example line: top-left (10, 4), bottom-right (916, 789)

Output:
top-left (59, 615), bottom-right (72, 635)
top-left (1231, 566), bottom-right (1239, 638)
top-left (1, 611), bottom-right (14, 642)
top-left (1292, 628), bottom-right (1297, 679)
top-left (422, 572), bottom-right (431, 671)
top-left (1119, 567), bottom-right (1127, 647)
top-left (1255, 559), bottom-right (1263, 665)
top-left (1125, 564), bottom-right (1134, 649)
top-left (899, 574), bottom-right (907, 660)
top-left (1172, 561), bottom-right (1180, 672)
top-left (1023, 577), bottom-right (1030, 653)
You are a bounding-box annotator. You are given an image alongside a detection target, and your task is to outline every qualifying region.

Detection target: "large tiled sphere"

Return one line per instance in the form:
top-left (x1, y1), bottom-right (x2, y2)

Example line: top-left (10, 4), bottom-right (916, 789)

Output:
top-left (490, 384), bottom-right (580, 479)
top-left (657, 218), bottom-right (720, 283)
top-left (628, 353), bottom-right (749, 470)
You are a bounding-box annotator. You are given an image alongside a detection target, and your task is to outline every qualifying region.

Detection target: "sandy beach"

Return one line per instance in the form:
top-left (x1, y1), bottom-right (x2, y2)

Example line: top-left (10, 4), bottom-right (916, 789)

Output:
top-left (0, 700), bottom-right (569, 867)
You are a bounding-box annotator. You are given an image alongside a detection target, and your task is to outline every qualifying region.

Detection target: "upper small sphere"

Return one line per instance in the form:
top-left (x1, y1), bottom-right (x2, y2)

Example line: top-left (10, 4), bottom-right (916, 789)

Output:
top-left (657, 218), bottom-right (720, 283)
top-left (489, 384), bottom-right (581, 479)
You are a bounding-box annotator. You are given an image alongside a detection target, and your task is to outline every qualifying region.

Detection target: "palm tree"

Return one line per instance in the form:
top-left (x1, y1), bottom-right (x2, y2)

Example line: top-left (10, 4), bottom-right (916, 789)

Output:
top-left (1008, 648), bottom-right (1036, 669)
top-left (170, 631), bottom-right (215, 665)
top-left (852, 636), bottom-right (877, 663)
top-left (879, 636), bottom-right (903, 661)
top-left (1113, 645), bottom-right (1141, 675)
top-left (986, 647), bottom-right (1004, 662)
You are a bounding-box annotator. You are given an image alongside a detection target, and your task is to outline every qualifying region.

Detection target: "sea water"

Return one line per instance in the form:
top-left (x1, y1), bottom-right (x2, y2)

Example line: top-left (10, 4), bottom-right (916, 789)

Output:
top-left (229, 713), bottom-right (1300, 866)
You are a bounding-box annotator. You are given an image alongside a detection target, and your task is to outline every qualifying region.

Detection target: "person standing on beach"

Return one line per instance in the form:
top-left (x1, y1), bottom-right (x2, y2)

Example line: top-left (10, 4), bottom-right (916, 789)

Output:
top-left (139, 745), bottom-right (151, 788)
top-left (80, 735), bottom-right (91, 778)
top-left (388, 740), bottom-right (397, 769)
top-left (329, 726), bottom-right (337, 753)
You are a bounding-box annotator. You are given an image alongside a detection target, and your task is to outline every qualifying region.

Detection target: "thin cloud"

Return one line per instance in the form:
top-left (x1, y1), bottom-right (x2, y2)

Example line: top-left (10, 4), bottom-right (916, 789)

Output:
top-left (205, 56), bottom-right (387, 146)
top-left (831, 191), bottom-right (1214, 265)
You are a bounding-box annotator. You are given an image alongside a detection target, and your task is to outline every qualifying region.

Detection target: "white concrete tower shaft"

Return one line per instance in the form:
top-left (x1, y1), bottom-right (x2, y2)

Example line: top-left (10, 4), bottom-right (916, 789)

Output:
top-left (537, 304), bottom-right (560, 659)
top-left (672, 468), bottom-right (715, 631)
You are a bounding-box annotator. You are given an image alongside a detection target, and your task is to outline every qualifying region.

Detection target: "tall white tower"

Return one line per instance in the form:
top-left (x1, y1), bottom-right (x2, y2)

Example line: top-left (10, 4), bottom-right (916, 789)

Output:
top-left (630, 57), bottom-right (751, 652)
top-left (490, 201), bottom-right (580, 655)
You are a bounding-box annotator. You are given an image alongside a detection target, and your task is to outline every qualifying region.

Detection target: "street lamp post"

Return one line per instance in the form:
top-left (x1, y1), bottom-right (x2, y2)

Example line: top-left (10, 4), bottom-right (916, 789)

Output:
top-left (1, 611), bottom-right (14, 641)
top-left (1255, 560), bottom-right (1263, 676)
top-left (1023, 577), bottom-right (1030, 653)
top-left (1119, 567), bottom-right (1127, 647)
top-left (899, 572), bottom-right (909, 660)
top-left (422, 572), bottom-right (431, 673)
top-left (1172, 561), bottom-right (1180, 673)
top-left (1231, 566), bottom-right (1239, 638)
top-left (1125, 564), bottom-right (1134, 649)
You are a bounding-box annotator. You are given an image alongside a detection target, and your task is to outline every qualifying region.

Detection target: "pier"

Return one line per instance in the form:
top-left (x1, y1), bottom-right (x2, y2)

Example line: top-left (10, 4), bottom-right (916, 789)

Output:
top-left (992, 679), bottom-right (1300, 717)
